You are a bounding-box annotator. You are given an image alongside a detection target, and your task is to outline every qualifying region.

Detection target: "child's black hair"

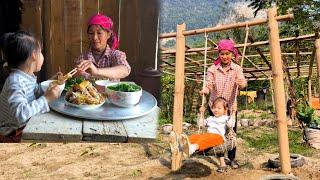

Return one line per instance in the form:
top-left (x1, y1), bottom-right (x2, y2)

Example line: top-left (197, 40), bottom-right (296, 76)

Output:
top-left (2, 31), bottom-right (40, 69)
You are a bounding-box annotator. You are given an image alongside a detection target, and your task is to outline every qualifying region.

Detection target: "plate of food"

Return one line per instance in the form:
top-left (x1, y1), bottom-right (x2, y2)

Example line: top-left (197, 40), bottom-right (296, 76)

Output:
top-left (64, 80), bottom-right (106, 109)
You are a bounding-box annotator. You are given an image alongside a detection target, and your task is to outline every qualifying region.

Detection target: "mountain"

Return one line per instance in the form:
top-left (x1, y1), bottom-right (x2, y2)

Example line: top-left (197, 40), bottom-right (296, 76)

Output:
top-left (159, 0), bottom-right (266, 33)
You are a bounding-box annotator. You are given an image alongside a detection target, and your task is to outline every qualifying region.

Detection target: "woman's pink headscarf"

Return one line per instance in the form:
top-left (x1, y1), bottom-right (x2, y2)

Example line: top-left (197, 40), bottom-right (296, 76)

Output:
top-left (88, 14), bottom-right (119, 50)
top-left (214, 39), bottom-right (239, 65)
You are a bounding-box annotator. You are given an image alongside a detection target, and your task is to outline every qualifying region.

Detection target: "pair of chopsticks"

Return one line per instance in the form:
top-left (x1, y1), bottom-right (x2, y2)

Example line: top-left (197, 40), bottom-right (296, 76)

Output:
top-left (58, 67), bottom-right (78, 82)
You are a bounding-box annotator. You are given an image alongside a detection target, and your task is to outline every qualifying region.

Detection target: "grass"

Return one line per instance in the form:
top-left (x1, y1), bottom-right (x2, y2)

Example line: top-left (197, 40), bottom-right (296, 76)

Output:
top-left (238, 127), bottom-right (315, 157)
top-left (158, 118), bottom-right (172, 126)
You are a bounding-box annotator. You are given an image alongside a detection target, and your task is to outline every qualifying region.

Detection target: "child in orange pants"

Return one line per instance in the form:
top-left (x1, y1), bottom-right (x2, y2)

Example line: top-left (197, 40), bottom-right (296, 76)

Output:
top-left (179, 97), bottom-right (235, 172)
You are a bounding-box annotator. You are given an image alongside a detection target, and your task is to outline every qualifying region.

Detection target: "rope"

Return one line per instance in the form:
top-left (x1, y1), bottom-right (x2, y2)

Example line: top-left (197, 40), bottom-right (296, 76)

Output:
top-left (97, 0), bottom-right (100, 14)
top-left (198, 31), bottom-right (208, 133)
top-left (241, 24), bottom-right (250, 67)
top-left (80, 0), bottom-right (83, 55)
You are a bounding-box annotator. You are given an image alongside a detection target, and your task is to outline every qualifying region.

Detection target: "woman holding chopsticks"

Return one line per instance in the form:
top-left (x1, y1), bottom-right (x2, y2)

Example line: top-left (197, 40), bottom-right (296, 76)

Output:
top-left (76, 14), bottom-right (131, 81)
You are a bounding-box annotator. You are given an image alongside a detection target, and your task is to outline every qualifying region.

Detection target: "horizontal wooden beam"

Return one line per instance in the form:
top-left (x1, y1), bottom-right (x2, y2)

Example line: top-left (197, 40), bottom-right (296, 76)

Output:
top-left (160, 14), bottom-right (293, 38)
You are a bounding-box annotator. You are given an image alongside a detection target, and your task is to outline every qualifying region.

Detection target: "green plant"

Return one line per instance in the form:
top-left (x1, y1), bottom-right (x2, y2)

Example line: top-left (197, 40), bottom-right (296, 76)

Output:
top-left (238, 127), bottom-right (315, 156)
top-left (296, 99), bottom-right (320, 129)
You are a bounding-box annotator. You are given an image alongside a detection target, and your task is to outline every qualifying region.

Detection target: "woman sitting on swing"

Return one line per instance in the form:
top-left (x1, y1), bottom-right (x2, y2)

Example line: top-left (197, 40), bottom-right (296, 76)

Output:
top-left (177, 97), bottom-right (235, 173)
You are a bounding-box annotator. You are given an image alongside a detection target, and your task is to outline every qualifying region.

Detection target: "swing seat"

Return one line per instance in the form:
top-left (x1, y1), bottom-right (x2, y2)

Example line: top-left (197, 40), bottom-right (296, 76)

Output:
top-left (204, 138), bottom-right (237, 156)
top-left (202, 127), bottom-right (237, 156)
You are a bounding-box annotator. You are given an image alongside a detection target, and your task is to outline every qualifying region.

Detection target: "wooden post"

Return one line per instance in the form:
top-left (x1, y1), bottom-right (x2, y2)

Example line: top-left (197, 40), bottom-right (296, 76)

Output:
top-left (315, 39), bottom-right (320, 99)
top-left (308, 80), bottom-right (312, 105)
top-left (307, 47), bottom-right (316, 103)
top-left (171, 23), bottom-right (186, 171)
top-left (267, 7), bottom-right (291, 174)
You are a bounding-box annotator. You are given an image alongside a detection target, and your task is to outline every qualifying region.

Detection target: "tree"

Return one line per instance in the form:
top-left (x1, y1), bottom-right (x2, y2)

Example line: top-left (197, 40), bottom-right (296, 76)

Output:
top-left (247, 0), bottom-right (320, 36)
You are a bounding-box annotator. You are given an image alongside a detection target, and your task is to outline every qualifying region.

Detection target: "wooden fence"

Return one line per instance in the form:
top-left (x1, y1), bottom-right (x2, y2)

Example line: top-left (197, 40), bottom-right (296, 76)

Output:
top-left (20, 0), bottom-right (159, 81)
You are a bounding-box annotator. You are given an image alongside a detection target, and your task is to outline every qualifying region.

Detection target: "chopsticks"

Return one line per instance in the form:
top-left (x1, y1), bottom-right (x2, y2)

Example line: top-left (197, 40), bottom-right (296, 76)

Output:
top-left (64, 68), bottom-right (77, 79)
top-left (57, 68), bottom-right (77, 82)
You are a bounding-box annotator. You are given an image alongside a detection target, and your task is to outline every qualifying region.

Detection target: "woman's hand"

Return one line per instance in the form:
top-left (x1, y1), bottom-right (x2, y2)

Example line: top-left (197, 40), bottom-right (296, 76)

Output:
top-left (77, 60), bottom-right (99, 76)
top-left (44, 84), bottom-right (61, 102)
top-left (235, 78), bottom-right (245, 87)
top-left (200, 87), bottom-right (210, 95)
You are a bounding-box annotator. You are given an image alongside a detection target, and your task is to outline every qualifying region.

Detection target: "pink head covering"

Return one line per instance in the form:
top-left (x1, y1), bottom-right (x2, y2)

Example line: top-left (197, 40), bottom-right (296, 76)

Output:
top-left (88, 14), bottom-right (119, 49)
top-left (214, 39), bottom-right (239, 65)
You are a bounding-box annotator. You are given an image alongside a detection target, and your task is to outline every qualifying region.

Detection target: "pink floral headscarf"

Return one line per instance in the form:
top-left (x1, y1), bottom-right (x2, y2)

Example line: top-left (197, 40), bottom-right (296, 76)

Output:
top-left (88, 14), bottom-right (119, 50)
top-left (214, 39), bottom-right (239, 65)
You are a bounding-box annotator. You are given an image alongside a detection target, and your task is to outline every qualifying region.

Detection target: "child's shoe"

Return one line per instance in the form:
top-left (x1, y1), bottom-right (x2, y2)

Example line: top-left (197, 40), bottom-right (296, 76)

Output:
top-left (216, 166), bottom-right (227, 173)
top-left (179, 134), bottom-right (191, 158)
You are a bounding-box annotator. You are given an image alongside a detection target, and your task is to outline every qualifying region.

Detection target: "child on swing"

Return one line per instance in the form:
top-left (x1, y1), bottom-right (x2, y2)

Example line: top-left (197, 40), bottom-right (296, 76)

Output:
top-left (174, 97), bottom-right (235, 173)
top-left (0, 31), bottom-right (61, 142)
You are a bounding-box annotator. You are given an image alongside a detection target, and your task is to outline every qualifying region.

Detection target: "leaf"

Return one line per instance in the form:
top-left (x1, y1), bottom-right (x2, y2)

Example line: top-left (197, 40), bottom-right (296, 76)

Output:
top-left (29, 142), bottom-right (37, 147)
top-left (80, 150), bottom-right (89, 156)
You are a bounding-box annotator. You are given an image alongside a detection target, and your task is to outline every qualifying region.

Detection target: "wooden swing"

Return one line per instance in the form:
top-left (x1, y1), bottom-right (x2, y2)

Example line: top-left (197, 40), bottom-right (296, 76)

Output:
top-left (197, 25), bottom-right (250, 156)
top-left (170, 7), bottom-right (293, 173)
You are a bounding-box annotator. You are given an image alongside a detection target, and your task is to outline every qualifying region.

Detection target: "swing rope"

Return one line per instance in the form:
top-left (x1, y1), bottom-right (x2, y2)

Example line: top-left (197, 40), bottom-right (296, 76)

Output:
top-left (198, 31), bottom-right (208, 134)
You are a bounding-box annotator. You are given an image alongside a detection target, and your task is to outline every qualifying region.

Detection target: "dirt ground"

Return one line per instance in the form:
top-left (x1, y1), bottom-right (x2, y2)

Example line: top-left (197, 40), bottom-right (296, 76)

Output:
top-left (0, 132), bottom-right (319, 180)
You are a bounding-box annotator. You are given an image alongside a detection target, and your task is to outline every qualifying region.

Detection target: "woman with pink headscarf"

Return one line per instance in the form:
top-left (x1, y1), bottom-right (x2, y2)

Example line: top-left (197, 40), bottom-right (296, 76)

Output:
top-left (200, 39), bottom-right (247, 170)
top-left (76, 14), bottom-right (131, 81)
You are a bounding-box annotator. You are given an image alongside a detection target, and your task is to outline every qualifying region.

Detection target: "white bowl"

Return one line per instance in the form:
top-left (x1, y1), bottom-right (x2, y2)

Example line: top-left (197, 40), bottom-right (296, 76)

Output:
top-left (40, 80), bottom-right (65, 95)
top-left (105, 82), bottom-right (142, 107)
top-left (95, 80), bottom-right (111, 93)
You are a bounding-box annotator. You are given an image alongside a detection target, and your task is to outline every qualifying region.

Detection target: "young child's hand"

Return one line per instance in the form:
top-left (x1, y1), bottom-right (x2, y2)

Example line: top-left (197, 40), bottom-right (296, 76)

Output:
top-left (44, 84), bottom-right (61, 102)
top-left (197, 118), bottom-right (205, 128)
top-left (200, 87), bottom-right (209, 95)
top-left (226, 117), bottom-right (235, 128)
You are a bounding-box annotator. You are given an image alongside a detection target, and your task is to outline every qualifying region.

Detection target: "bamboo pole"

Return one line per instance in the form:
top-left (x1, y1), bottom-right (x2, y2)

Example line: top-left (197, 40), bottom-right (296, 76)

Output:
top-left (308, 80), bottom-right (312, 105)
top-left (160, 14), bottom-right (293, 38)
top-left (307, 47), bottom-right (316, 104)
top-left (171, 23), bottom-right (186, 171)
top-left (315, 39), bottom-right (320, 100)
top-left (267, 6), bottom-right (291, 174)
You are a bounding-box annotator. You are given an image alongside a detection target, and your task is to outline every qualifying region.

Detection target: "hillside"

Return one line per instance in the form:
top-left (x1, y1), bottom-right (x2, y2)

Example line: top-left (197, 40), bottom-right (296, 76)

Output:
top-left (159, 0), bottom-right (266, 46)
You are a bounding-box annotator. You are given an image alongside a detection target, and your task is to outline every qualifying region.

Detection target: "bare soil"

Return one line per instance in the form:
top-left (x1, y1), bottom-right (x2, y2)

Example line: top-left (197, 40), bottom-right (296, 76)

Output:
top-left (0, 132), bottom-right (319, 179)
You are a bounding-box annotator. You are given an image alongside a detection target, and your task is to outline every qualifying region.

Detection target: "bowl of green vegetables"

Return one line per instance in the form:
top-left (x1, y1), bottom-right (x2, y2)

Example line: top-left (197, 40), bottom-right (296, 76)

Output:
top-left (105, 82), bottom-right (142, 107)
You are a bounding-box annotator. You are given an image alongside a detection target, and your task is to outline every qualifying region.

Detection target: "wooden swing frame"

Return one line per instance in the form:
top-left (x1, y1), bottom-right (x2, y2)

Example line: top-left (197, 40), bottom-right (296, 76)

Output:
top-left (161, 6), bottom-right (299, 174)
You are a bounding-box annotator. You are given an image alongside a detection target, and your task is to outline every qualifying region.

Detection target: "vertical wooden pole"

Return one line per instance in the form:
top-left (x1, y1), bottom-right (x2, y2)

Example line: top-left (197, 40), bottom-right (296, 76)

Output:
top-left (315, 39), bottom-right (320, 100)
top-left (267, 7), bottom-right (291, 174)
top-left (308, 80), bottom-right (312, 105)
top-left (307, 47), bottom-right (316, 104)
top-left (171, 23), bottom-right (186, 171)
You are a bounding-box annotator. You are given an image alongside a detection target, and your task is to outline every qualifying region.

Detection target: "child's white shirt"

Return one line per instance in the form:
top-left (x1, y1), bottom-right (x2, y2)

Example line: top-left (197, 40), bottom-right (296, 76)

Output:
top-left (205, 115), bottom-right (235, 137)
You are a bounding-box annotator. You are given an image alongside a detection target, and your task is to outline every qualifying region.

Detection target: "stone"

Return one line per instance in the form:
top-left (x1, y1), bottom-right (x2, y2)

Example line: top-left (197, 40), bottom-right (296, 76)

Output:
top-left (183, 122), bottom-right (192, 130)
top-left (162, 124), bottom-right (173, 135)
top-left (240, 119), bottom-right (249, 127)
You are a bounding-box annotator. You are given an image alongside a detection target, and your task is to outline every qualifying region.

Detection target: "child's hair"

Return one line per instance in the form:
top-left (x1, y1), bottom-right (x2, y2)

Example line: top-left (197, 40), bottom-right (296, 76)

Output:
top-left (212, 97), bottom-right (229, 114)
top-left (2, 31), bottom-right (40, 69)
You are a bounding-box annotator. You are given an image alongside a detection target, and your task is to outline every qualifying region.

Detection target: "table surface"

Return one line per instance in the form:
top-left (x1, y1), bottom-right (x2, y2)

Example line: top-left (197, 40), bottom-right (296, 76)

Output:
top-left (49, 90), bottom-right (157, 120)
top-left (22, 107), bottom-right (159, 143)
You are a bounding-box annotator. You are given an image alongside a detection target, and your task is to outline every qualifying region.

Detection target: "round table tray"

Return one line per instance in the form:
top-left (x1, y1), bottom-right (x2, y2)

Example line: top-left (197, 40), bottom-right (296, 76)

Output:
top-left (49, 90), bottom-right (157, 121)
